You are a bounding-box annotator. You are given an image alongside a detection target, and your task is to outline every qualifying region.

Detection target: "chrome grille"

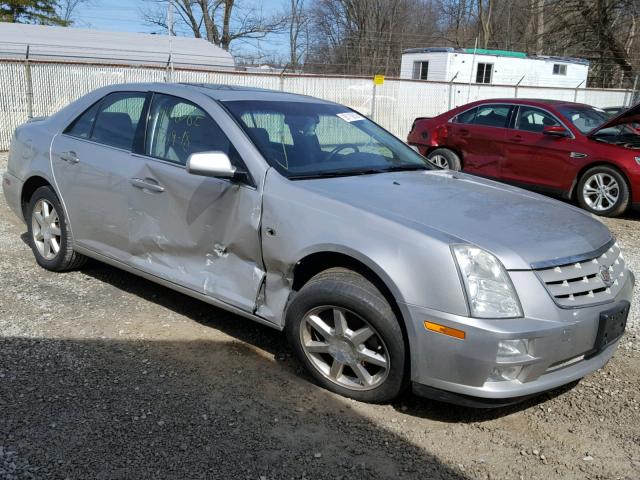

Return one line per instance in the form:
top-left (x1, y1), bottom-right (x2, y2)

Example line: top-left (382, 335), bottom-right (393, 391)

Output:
top-left (535, 243), bottom-right (627, 308)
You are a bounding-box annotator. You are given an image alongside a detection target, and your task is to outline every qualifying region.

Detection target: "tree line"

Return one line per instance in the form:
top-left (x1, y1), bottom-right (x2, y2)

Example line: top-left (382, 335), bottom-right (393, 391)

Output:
top-left (142, 0), bottom-right (640, 88)
top-left (2, 0), bottom-right (638, 88)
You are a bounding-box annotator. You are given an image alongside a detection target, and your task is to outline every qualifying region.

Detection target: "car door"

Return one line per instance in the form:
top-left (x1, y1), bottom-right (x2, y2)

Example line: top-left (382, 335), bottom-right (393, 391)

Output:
top-left (501, 105), bottom-right (576, 191)
top-left (51, 91), bottom-right (149, 261)
top-left (450, 104), bottom-right (512, 178)
top-left (127, 92), bottom-right (264, 312)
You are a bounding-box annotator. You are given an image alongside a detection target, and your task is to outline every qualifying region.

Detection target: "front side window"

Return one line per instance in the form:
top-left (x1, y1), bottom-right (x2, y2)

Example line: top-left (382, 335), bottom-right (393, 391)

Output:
top-left (412, 61), bottom-right (429, 80)
top-left (516, 107), bottom-right (561, 133)
top-left (472, 105), bottom-right (512, 128)
top-left (476, 63), bottom-right (493, 84)
top-left (222, 100), bottom-right (431, 178)
top-left (145, 94), bottom-right (241, 167)
top-left (90, 92), bottom-right (146, 150)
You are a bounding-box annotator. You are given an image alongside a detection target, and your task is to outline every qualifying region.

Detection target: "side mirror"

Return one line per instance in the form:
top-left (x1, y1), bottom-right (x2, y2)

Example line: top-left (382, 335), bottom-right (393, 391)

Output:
top-left (543, 125), bottom-right (570, 138)
top-left (187, 152), bottom-right (236, 179)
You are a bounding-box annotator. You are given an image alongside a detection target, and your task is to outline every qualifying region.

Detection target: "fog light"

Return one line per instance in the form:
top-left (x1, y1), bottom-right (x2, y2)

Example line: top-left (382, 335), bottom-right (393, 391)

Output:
top-left (497, 339), bottom-right (528, 360)
top-left (488, 365), bottom-right (523, 382)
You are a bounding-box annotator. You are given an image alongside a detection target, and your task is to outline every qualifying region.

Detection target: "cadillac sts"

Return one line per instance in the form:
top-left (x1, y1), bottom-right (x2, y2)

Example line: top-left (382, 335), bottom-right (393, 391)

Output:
top-left (2, 83), bottom-right (634, 406)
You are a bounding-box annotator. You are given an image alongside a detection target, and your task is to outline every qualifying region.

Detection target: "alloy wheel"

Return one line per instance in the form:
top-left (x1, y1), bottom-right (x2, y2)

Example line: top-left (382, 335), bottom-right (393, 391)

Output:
top-left (299, 306), bottom-right (390, 391)
top-left (428, 154), bottom-right (449, 168)
top-left (31, 199), bottom-right (62, 260)
top-left (582, 173), bottom-right (620, 212)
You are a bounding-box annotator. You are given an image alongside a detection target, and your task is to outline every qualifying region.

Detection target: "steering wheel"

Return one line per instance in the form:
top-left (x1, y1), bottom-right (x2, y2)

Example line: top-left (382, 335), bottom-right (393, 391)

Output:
top-left (326, 144), bottom-right (360, 162)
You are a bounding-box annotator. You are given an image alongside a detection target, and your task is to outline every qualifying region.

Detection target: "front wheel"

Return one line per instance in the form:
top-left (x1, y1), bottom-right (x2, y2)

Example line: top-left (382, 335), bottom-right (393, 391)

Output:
top-left (576, 166), bottom-right (630, 217)
top-left (285, 268), bottom-right (408, 403)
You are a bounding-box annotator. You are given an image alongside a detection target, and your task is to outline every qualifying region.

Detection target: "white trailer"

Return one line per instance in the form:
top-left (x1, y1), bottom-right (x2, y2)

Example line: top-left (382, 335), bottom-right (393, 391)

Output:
top-left (400, 47), bottom-right (589, 89)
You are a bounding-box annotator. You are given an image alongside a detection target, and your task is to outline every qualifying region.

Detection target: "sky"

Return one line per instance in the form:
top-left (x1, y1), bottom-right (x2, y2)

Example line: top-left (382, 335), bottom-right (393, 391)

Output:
top-left (71, 0), bottom-right (290, 60)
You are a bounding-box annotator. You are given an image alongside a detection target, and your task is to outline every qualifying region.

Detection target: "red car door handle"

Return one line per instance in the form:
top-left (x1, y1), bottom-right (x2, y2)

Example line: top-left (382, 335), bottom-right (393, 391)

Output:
top-left (510, 135), bottom-right (524, 143)
top-left (459, 128), bottom-right (470, 136)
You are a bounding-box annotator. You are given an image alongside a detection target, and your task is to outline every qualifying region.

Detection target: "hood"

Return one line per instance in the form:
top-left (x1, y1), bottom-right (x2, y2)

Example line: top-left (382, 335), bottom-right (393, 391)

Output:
top-left (589, 102), bottom-right (640, 136)
top-left (298, 170), bottom-right (612, 270)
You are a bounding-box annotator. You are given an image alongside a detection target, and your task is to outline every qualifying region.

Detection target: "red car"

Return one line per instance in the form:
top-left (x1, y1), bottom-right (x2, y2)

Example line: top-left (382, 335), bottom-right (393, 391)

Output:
top-left (408, 99), bottom-right (640, 217)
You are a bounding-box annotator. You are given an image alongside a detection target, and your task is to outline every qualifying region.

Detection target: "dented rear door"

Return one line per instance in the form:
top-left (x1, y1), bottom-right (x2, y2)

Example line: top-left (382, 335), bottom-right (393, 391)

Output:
top-left (127, 93), bottom-right (264, 313)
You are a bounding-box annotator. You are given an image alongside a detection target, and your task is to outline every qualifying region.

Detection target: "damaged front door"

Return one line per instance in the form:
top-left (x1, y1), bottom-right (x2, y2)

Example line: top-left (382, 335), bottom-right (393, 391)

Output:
top-left (127, 93), bottom-right (264, 313)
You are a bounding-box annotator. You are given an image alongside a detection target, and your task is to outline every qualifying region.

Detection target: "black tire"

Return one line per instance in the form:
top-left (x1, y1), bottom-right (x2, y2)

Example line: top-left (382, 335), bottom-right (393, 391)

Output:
top-left (427, 148), bottom-right (462, 170)
top-left (285, 268), bottom-right (408, 403)
top-left (26, 186), bottom-right (87, 271)
top-left (576, 165), bottom-right (630, 217)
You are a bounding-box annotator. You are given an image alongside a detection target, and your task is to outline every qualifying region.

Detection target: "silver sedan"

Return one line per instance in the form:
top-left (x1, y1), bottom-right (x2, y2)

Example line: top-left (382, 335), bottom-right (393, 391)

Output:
top-left (2, 83), bottom-right (635, 405)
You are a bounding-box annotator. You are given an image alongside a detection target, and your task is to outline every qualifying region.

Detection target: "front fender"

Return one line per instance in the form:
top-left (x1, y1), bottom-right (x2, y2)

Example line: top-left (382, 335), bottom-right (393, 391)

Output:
top-left (259, 171), bottom-right (469, 328)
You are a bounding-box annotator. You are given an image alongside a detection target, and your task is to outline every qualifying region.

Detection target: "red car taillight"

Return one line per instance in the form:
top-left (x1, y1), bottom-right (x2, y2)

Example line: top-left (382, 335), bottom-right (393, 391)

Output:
top-left (432, 125), bottom-right (448, 144)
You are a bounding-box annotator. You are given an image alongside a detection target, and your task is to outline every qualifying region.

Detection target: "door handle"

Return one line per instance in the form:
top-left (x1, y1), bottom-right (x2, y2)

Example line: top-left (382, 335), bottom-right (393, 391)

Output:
top-left (130, 177), bottom-right (165, 193)
top-left (510, 135), bottom-right (524, 143)
top-left (459, 128), bottom-right (470, 136)
top-left (60, 151), bottom-right (79, 163)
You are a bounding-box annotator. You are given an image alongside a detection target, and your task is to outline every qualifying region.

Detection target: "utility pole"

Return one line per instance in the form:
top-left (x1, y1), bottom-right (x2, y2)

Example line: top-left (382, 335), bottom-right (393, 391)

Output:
top-left (166, 0), bottom-right (174, 82)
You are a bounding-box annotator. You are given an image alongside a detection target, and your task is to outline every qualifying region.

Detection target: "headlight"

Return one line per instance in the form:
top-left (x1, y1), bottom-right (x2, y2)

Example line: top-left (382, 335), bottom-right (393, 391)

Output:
top-left (634, 156), bottom-right (640, 166)
top-left (452, 245), bottom-right (523, 318)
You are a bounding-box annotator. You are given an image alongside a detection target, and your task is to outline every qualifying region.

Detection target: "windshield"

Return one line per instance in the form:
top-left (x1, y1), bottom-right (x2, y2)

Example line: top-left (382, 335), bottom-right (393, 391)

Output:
top-left (222, 100), bottom-right (431, 179)
top-left (557, 105), bottom-right (610, 134)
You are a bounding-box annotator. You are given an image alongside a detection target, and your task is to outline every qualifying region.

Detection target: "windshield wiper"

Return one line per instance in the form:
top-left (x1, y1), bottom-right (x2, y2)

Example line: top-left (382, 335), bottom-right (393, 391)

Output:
top-left (290, 164), bottom-right (429, 180)
top-left (289, 169), bottom-right (385, 180)
top-left (383, 164), bottom-right (430, 172)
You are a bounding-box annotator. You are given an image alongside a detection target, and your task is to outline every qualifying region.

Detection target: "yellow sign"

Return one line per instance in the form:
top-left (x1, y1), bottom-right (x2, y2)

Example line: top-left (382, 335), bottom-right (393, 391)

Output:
top-left (373, 75), bottom-right (384, 85)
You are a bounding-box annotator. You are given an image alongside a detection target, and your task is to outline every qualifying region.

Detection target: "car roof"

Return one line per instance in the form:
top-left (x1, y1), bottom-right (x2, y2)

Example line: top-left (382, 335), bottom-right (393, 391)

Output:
top-left (466, 98), bottom-right (591, 109)
top-left (101, 82), bottom-right (335, 104)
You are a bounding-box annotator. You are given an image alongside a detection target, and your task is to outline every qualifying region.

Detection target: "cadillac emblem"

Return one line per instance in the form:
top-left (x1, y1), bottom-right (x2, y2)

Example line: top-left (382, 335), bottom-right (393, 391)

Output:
top-left (599, 265), bottom-right (614, 287)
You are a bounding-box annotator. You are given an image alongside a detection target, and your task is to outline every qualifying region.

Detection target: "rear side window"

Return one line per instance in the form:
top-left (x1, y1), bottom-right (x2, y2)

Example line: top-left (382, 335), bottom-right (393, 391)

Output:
top-left (90, 92), bottom-right (147, 150)
top-left (472, 105), bottom-right (512, 128)
top-left (64, 100), bottom-right (101, 139)
top-left (145, 93), bottom-right (242, 167)
top-left (516, 107), bottom-right (561, 133)
top-left (453, 107), bottom-right (478, 124)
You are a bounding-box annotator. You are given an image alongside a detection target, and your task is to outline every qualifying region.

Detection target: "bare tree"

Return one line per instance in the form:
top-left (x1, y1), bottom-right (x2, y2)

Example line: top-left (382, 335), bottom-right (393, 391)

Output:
top-left (57, 0), bottom-right (92, 23)
top-left (143, 0), bottom-right (286, 51)
top-left (534, 0), bottom-right (543, 54)
top-left (546, 0), bottom-right (638, 87)
top-left (476, 0), bottom-right (493, 48)
top-left (288, 0), bottom-right (308, 69)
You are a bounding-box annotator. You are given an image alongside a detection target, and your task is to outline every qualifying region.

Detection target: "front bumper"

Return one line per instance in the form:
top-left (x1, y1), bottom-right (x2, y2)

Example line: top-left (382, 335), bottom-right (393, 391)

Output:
top-left (404, 269), bottom-right (635, 401)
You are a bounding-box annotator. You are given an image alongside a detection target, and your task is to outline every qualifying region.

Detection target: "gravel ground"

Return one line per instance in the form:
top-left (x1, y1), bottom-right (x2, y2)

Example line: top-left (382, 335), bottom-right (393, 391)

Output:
top-left (1, 151), bottom-right (639, 480)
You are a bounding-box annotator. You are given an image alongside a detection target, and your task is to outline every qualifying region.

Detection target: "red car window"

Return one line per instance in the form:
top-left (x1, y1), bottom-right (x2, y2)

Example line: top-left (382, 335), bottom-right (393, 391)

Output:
top-left (516, 107), bottom-right (561, 133)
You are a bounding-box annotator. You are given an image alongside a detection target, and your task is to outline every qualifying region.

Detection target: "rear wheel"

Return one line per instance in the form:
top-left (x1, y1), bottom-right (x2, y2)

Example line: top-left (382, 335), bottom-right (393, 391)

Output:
top-left (26, 186), bottom-right (87, 271)
top-left (427, 148), bottom-right (462, 170)
top-left (286, 268), bottom-right (407, 403)
top-left (577, 166), bottom-right (629, 217)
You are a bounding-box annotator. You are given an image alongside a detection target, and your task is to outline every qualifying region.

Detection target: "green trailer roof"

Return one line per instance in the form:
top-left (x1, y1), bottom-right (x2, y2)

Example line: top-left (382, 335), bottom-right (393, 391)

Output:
top-left (462, 48), bottom-right (527, 58)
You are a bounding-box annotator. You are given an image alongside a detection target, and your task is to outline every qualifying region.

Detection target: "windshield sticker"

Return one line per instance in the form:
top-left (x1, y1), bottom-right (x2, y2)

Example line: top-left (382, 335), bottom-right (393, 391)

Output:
top-left (337, 112), bottom-right (365, 122)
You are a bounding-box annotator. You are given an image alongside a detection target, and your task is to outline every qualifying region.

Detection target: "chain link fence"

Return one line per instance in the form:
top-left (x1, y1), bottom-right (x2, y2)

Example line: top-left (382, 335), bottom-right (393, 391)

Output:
top-left (0, 59), bottom-right (635, 150)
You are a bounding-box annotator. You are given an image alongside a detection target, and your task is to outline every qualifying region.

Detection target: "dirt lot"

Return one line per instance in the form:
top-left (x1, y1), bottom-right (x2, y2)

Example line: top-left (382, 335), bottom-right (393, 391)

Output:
top-left (1, 151), bottom-right (639, 480)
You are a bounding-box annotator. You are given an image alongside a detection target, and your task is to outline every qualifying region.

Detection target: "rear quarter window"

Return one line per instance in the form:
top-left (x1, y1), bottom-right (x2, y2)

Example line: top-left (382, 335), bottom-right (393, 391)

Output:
top-left (64, 100), bottom-right (101, 139)
top-left (453, 108), bottom-right (477, 124)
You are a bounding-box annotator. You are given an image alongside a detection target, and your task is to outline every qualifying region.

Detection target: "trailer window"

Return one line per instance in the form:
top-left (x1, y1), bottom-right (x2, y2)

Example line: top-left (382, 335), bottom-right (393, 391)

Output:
top-left (476, 63), bottom-right (493, 84)
top-left (553, 64), bottom-right (567, 75)
top-left (412, 61), bottom-right (429, 80)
